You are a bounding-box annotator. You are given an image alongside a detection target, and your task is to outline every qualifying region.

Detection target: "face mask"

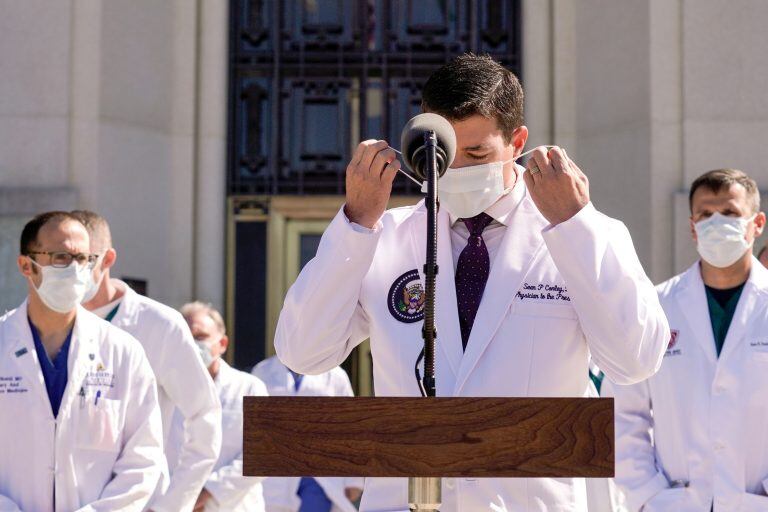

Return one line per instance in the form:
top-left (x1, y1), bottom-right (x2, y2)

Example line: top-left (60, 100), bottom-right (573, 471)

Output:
top-left (82, 255), bottom-right (103, 304)
top-left (427, 159), bottom-right (512, 219)
top-left (695, 212), bottom-right (755, 268)
top-left (196, 339), bottom-right (218, 368)
top-left (29, 260), bottom-right (91, 314)
top-left (397, 145), bottom-right (556, 219)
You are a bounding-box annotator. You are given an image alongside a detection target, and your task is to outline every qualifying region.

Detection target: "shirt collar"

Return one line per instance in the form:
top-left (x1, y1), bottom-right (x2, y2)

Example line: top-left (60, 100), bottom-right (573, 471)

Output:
top-left (448, 164), bottom-right (526, 227)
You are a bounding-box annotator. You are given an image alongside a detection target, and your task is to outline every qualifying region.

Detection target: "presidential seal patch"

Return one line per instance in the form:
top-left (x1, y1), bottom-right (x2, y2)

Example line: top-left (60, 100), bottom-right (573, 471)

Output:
top-left (388, 269), bottom-right (425, 323)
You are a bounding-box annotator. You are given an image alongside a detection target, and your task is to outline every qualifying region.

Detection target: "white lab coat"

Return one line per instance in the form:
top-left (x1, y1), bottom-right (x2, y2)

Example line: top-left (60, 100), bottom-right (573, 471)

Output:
top-left (274, 182), bottom-right (669, 512)
top-left (252, 355), bottom-right (363, 512)
top-left (109, 280), bottom-right (222, 512)
top-left (168, 360), bottom-right (269, 511)
top-left (584, 368), bottom-right (628, 512)
top-left (611, 259), bottom-right (768, 512)
top-left (0, 301), bottom-right (164, 511)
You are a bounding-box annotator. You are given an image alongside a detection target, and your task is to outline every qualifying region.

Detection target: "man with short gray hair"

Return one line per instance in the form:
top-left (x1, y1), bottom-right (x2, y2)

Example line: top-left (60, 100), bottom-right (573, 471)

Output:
top-left (173, 301), bottom-right (269, 511)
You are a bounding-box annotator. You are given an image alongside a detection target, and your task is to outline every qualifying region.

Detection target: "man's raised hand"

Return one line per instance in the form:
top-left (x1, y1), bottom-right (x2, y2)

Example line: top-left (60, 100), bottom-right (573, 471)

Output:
top-left (523, 146), bottom-right (590, 225)
top-left (344, 140), bottom-right (401, 229)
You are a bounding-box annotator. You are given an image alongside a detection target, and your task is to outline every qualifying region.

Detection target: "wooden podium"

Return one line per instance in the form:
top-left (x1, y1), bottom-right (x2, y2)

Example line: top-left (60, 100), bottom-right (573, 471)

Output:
top-left (243, 396), bottom-right (614, 508)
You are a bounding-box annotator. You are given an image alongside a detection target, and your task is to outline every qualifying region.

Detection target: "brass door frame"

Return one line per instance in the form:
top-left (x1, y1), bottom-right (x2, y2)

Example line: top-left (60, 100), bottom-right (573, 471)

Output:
top-left (227, 195), bottom-right (419, 394)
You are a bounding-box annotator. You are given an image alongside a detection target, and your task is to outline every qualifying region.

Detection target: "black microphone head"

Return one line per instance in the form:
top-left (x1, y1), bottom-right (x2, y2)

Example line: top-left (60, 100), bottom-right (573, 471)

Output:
top-left (400, 113), bottom-right (457, 180)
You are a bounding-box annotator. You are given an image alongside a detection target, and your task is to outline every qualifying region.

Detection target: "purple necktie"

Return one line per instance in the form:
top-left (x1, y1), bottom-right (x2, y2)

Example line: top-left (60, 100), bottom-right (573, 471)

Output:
top-left (455, 212), bottom-right (494, 350)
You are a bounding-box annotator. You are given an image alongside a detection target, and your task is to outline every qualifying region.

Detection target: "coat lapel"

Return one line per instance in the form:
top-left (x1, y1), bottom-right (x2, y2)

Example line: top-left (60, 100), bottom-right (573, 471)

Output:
top-left (676, 263), bottom-right (718, 365)
top-left (718, 257), bottom-right (768, 362)
top-left (3, 302), bottom-right (52, 415)
top-left (454, 187), bottom-right (548, 395)
top-left (57, 307), bottom-right (95, 417)
top-left (407, 203), bottom-right (463, 380)
top-left (108, 280), bottom-right (137, 330)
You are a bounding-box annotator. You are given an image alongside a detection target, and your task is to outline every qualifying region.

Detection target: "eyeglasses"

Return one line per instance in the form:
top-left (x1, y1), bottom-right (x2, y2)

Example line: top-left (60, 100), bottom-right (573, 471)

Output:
top-left (27, 251), bottom-right (99, 269)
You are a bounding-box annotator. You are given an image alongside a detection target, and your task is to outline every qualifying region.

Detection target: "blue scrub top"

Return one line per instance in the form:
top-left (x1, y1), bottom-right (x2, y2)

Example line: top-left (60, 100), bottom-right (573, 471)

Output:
top-left (297, 477), bottom-right (333, 512)
top-left (29, 318), bottom-right (73, 418)
top-left (289, 371), bottom-right (331, 511)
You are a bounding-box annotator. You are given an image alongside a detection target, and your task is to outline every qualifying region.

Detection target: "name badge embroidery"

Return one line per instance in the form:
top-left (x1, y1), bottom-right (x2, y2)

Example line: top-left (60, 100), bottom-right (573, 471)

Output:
top-left (84, 363), bottom-right (116, 388)
top-left (388, 269), bottom-right (425, 323)
top-left (665, 329), bottom-right (682, 356)
top-left (0, 376), bottom-right (28, 394)
top-left (515, 282), bottom-right (571, 303)
top-left (749, 339), bottom-right (768, 351)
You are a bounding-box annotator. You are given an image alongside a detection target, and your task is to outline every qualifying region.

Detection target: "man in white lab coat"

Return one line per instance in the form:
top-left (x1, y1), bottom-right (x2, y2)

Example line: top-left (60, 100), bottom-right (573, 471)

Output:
top-left (252, 355), bottom-right (363, 512)
top-left (274, 54), bottom-right (669, 512)
top-left (611, 169), bottom-right (768, 511)
top-left (165, 301), bottom-right (268, 511)
top-left (71, 210), bottom-right (222, 512)
top-left (0, 211), bottom-right (164, 511)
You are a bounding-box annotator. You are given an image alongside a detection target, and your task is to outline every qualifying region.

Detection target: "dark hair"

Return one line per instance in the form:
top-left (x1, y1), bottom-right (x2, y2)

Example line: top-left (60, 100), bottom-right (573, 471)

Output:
top-left (689, 168), bottom-right (760, 213)
top-left (421, 53), bottom-right (524, 144)
top-left (20, 211), bottom-right (83, 255)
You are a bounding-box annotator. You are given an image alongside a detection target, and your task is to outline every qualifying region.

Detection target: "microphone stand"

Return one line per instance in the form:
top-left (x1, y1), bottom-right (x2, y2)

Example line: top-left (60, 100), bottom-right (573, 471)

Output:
top-left (409, 130), bottom-right (441, 511)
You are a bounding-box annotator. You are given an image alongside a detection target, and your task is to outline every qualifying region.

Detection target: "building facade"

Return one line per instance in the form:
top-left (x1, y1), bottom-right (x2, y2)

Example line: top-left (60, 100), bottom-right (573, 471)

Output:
top-left (2, 0), bottom-right (768, 392)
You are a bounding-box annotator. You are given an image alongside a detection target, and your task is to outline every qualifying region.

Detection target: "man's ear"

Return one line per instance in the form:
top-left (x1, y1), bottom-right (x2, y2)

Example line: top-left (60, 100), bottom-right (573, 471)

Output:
top-left (219, 335), bottom-right (229, 354)
top-left (690, 217), bottom-right (698, 243)
top-left (17, 255), bottom-right (33, 278)
top-left (511, 126), bottom-right (528, 157)
top-left (101, 248), bottom-right (117, 271)
top-left (753, 211), bottom-right (766, 238)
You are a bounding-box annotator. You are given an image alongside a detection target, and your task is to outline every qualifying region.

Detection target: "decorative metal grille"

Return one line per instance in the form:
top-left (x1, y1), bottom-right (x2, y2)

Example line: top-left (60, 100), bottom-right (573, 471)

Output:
top-left (228, 0), bottom-right (522, 196)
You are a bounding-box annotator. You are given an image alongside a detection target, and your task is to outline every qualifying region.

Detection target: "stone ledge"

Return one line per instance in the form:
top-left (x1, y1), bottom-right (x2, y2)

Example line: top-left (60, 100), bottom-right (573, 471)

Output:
top-left (0, 187), bottom-right (78, 216)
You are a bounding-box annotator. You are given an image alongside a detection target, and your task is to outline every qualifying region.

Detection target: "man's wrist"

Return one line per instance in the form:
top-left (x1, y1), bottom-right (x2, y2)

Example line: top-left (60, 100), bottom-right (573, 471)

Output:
top-left (343, 205), bottom-right (381, 233)
top-left (344, 204), bottom-right (379, 229)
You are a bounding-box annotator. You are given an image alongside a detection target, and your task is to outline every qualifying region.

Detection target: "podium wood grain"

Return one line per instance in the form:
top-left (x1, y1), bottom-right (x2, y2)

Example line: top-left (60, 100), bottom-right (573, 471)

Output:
top-left (243, 397), bottom-right (613, 478)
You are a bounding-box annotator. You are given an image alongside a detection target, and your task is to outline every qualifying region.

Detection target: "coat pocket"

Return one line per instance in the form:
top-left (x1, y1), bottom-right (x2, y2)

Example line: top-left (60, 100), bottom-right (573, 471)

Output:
top-left (76, 396), bottom-right (121, 451)
top-left (643, 488), bottom-right (690, 511)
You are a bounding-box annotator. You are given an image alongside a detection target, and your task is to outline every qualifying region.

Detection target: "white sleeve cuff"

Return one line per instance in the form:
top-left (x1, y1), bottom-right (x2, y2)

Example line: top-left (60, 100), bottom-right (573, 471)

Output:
top-left (541, 202), bottom-right (599, 235)
top-left (342, 205), bottom-right (382, 234)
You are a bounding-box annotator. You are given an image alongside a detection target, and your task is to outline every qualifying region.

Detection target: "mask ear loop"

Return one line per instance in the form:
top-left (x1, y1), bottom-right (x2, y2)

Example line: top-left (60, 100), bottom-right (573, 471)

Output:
top-left (389, 145), bottom-right (561, 189)
top-left (387, 147), bottom-right (424, 188)
top-left (513, 145), bottom-right (558, 164)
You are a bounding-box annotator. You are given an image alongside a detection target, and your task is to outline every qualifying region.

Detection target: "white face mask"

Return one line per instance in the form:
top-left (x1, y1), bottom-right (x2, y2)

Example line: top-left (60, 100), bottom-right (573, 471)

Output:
top-left (427, 159), bottom-right (513, 219)
top-left (82, 255), bottom-right (103, 304)
top-left (695, 212), bottom-right (755, 268)
top-left (399, 145), bottom-right (556, 219)
top-left (195, 339), bottom-right (218, 368)
top-left (29, 260), bottom-right (91, 314)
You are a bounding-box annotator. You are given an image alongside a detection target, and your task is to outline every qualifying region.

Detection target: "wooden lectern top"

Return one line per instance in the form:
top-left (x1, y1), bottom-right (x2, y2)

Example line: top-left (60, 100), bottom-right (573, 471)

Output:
top-left (243, 396), bottom-right (613, 478)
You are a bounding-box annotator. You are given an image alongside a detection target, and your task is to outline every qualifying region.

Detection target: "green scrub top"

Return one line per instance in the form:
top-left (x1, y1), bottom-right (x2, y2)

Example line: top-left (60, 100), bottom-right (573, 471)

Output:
top-left (704, 283), bottom-right (745, 357)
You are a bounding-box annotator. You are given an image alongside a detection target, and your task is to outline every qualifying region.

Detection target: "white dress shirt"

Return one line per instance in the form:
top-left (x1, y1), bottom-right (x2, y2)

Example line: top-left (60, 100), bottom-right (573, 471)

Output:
top-left (448, 179), bottom-right (524, 272)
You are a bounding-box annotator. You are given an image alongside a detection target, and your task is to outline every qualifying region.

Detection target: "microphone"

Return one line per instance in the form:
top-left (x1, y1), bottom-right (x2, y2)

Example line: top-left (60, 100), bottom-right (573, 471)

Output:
top-left (400, 113), bottom-right (457, 180)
